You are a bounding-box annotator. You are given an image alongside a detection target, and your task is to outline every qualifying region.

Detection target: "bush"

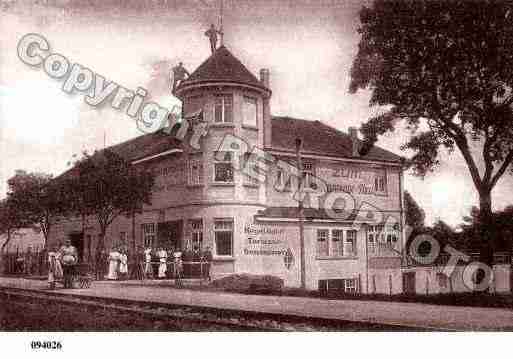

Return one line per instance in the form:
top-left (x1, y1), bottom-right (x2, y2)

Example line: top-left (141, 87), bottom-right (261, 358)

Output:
top-left (212, 273), bottom-right (284, 295)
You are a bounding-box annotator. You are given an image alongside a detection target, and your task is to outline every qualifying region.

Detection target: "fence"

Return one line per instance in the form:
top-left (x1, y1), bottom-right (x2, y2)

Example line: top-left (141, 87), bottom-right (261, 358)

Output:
top-left (0, 247), bottom-right (212, 282)
top-left (1, 247), bottom-right (48, 276)
top-left (136, 261), bottom-right (211, 280)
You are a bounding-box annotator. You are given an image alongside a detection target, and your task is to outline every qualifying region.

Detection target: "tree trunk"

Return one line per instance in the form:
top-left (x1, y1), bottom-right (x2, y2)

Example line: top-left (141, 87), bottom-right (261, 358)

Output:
top-left (478, 189), bottom-right (494, 266)
top-left (95, 230), bottom-right (106, 280)
top-left (1, 229), bottom-right (11, 254)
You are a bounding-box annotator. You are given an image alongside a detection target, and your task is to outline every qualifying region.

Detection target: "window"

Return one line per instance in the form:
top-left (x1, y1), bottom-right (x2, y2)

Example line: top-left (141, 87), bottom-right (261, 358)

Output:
top-left (302, 162), bottom-right (317, 189)
top-left (214, 94), bottom-right (233, 123)
top-left (345, 230), bottom-right (357, 256)
top-left (214, 219), bottom-right (233, 256)
top-left (374, 174), bottom-right (387, 193)
top-left (276, 169), bottom-right (292, 191)
top-left (242, 96), bottom-right (257, 127)
top-left (187, 157), bottom-right (203, 185)
top-left (214, 151), bottom-right (234, 183)
top-left (321, 279), bottom-right (359, 294)
top-left (331, 229), bottom-right (344, 256)
top-left (142, 223), bottom-right (156, 248)
top-left (316, 229), bottom-right (329, 257)
top-left (366, 224), bottom-right (399, 256)
top-left (189, 219), bottom-right (203, 250)
top-left (344, 278), bottom-right (357, 293)
top-left (243, 153), bottom-right (259, 186)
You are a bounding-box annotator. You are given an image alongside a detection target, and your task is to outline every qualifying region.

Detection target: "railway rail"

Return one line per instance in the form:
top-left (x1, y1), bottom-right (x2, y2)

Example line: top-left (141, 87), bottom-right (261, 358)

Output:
top-left (0, 286), bottom-right (420, 331)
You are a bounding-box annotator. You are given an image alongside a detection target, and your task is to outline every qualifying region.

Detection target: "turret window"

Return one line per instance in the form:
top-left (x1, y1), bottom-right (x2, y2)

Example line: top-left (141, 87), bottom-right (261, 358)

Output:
top-left (214, 151), bottom-right (234, 183)
top-left (214, 94), bottom-right (233, 123)
top-left (243, 96), bottom-right (257, 127)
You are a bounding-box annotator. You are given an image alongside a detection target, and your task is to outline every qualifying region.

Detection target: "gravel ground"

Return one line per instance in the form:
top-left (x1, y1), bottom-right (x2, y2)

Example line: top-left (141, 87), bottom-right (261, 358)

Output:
top-left (0, 295), bottom-right (250, 331)
top-left (0, 290), bottom-right (413, 331)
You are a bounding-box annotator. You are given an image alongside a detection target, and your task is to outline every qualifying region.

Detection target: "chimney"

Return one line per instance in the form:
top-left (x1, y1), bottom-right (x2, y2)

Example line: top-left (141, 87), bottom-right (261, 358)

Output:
top-left (260, 68), bottom-right (270, 88)
top-left (260, 68), bottom-right (272, 148)
top-left (349, 127), bottom-right (360, 157)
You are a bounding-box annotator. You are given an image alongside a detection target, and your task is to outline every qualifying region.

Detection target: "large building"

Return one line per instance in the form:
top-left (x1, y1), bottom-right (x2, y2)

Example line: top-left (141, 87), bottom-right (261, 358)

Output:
top-left (50, 45), bottom-right (406, 292)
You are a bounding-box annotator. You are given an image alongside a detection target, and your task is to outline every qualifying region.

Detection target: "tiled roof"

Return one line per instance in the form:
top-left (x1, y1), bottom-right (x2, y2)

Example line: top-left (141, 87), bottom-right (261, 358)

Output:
top-left (255, 207), bottom-right (372, 222)
top-left (106, 130), bottom-right (182, 163)
top-left (270, 116), bottom-right (402, 163)
top-left (177, 46), bottom-right (267, 90)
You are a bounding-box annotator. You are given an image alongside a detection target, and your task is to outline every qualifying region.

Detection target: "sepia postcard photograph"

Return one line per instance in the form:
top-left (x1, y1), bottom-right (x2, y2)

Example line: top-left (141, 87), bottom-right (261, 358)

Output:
top-left (1, 0), bottom-right (513, 355)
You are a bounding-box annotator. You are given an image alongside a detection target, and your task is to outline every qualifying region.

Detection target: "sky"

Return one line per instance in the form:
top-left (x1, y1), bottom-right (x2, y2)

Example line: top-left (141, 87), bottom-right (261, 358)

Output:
top-left (1, 0), bottom-right (512, 228)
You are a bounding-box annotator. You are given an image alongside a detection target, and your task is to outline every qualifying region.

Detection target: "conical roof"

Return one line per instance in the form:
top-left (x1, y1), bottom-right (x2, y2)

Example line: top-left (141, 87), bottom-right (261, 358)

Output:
top-left (176, 46), bottom-right (268, 92)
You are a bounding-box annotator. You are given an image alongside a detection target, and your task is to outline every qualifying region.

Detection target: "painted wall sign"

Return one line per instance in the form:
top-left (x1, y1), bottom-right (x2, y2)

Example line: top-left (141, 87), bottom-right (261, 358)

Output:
top-left (243, 223), bottom-right (287, 256)
top-left (317, 164), bottom-right (387, 196)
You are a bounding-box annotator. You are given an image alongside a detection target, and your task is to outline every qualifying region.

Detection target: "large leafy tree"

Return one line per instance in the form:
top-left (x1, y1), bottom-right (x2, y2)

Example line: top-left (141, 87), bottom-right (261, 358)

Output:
top-left (350, 0), bottom-right (513, 261)
top-left (66, 149), bottom-right (154, 263)
top-left (0, 197), bottom-right (28, 253)
top-left (7, 170), bottom-right (66, 249)
top-left (404, 190), bottom-right (426, 229)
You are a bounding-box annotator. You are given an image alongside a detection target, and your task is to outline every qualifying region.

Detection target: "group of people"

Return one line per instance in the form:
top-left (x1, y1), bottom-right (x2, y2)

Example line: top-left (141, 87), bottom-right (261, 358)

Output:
top-left (47, 239), bottom-right (78, 289)
top-left (143, 245), bottom-right (213, 281)
top-left (106, 247), bottom-right (129, 281)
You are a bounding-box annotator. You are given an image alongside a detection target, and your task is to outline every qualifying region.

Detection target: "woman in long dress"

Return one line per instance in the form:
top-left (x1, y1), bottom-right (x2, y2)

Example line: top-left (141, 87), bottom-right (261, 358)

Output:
top-left (144, 247), bottom-right (152, 279)
top-left (119, 250), bottom-right (128, 280)
top-left (47, 246), bottom-right (63, 289)
top-left (107, 248), bottom-right (120, 280)
top-left (157, 247), bottom-right (168, 279)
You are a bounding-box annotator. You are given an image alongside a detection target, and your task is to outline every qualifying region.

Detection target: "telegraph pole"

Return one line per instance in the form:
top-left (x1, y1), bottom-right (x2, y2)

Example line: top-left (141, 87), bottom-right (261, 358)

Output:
top-left (295, 138), bottom-right (306, 290)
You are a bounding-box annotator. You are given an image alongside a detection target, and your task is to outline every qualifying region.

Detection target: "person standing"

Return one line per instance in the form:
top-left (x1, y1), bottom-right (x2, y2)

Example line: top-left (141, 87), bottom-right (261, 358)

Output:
top-left (192, 245), bottom-right (201, 277)
top-left (47, 246), bottom-right (63, 289)
top-left (107, 248), bottom-right (121, 280)
top-left (182, 244), bottom-right (192, 278)
top-left (173, 249), bottom-right (183, 287)
top-left (59, 239), bottom-right (78, 289)
top-left (143, 247), bottom-right (152, 279)
top-left (204, 23), bottom-right (223, 54)
top-left (119, 249), bottom-right (128, 280)
top-left (201, 246), bottom-right (213, 281)
top-left (157, 247), bottom-right (168, 279)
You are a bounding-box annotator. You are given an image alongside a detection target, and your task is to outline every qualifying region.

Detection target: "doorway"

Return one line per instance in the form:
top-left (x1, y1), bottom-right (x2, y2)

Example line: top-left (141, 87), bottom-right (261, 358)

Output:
top-left (69, 232), bottom-right (84, 262)
top-left (157, 220), bottom-right (183, 250)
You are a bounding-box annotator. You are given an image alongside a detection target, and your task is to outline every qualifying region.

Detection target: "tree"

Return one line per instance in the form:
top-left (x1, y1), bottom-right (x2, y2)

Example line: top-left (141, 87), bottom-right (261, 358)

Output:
top-left (7, 170), bottom-right (65, 249)
top-left (404, 190), bottom-right (426, 229)
top-left (68, 149), bottom-right (154, 267)
top-left (0, 197), bottom-right (27, 253)
top-left (350, 0), bottom-right (513, 262)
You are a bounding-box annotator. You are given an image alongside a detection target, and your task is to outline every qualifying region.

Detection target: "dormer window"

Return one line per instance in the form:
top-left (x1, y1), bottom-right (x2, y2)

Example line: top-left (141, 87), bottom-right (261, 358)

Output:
top-left (214, 94), bottom-right (233, 123)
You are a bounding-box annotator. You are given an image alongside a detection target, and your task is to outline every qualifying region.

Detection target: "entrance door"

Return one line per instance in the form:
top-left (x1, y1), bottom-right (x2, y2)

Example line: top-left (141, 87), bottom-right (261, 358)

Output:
top-left (402, 272), bottom-right (416, 294)
top-left (69, 232), bottom-right (84, 262)
top-left (157, 221), bottom-right (183, 250)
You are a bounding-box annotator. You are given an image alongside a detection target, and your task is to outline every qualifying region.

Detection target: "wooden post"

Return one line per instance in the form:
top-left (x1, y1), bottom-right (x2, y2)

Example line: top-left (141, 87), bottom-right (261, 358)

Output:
top-left (426, 274), bottom-right (429, 295)
top-left (389, 274), bottom-right (392, 295)
top-left (295, 138), bottom-right (306, 290)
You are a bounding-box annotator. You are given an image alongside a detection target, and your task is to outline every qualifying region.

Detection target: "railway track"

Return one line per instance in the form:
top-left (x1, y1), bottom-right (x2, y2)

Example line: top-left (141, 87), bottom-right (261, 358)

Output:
top-left (0, 286), bottom-right (422, 331)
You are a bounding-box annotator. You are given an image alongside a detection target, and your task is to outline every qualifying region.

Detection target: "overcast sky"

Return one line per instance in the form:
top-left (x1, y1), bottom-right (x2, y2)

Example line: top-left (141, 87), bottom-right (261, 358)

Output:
top-left (1, 0), bottom-right (512, 227)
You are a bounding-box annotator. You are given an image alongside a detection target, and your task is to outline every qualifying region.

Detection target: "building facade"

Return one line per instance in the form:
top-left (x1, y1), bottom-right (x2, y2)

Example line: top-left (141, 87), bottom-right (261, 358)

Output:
top-left (49, 46), bottom-right (406, 292)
